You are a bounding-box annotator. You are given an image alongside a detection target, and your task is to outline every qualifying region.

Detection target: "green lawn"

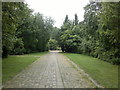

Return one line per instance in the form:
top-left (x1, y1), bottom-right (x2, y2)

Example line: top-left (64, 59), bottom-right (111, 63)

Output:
top-left (2, 52), bottom-right (48, 84)
top-left (62, 53), bottom-right (118, 88)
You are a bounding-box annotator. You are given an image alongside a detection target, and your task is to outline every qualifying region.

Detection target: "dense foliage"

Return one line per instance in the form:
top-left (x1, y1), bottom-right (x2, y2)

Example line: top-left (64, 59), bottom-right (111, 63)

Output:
top-left (2, 2), bottom-right (54, 57)
top-left (2, 2), bottom-right (120, 64)
top-left (57, 2), bottom-right (120, 65)
top-left (48, 39), bottom-right (58, 50)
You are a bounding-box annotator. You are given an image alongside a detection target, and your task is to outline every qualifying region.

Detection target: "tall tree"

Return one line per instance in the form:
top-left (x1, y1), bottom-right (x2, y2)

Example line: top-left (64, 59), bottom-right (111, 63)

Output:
top-left (74, 14), bottom-right (78, 25)
top-left (97, 2), bottom-right (120, 64)
top-left (64, 15), bottom-right (69, 24)
top-left (2, 2), bottom-right (54, 57)
top-left (2, 2), bottom-right (31, 57)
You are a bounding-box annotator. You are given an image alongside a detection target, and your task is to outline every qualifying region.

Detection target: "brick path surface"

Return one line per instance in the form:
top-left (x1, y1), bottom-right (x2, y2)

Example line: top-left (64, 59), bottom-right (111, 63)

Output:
top-left (4, 51), bottom-right (96, 88)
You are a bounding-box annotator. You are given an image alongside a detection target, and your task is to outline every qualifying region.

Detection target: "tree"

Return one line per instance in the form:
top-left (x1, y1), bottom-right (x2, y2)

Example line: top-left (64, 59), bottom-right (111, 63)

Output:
top-left (60, 30), bottom-right (81, 53)
top-left (2, 2), bottom-right (31, 57)
top-left (74, 14), bottom-right (79, 25)
top-left (64, 15), bottom-right (69, 24)
top-left (81, 2), bottom-right (101, 56)
top-left (97, 2), bottom-right (120, 64)
top-left (57, 2), bottom-right (119, 65)
top-left (48, 39), bottom-right (58, 50)
top-left (2, 2), bottom-right (54, 57)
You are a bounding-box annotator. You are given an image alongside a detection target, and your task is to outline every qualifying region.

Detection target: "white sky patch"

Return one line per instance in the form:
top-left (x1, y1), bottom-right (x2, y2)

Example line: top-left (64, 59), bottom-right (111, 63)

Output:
top-left (25, 0), bottom-right (89, 28)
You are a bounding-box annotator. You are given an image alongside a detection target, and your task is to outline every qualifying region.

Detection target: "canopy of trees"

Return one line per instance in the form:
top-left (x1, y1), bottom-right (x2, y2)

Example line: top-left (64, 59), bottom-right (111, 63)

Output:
top-left (2, 2), bottom-right (54, 57)
top-left (56, 2), bottom-right (120, 65)
top-left (2, 2), bottom-right (120, 65)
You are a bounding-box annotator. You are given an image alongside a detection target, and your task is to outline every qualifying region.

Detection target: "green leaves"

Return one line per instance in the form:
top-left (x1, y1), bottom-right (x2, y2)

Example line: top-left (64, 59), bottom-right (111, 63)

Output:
top-left (2, 2), bottom-right (54, 57)
top-left (58, 2), bottom-right (120, 64)
top-left (2, 2), bottom-right (28, 57)
top-left (48, 39), bottom-right (58, 50)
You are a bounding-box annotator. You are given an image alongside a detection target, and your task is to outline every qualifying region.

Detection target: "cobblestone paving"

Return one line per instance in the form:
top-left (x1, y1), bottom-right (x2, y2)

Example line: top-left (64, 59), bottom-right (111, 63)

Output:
top-left (3, 51), bottom-right (96, 88)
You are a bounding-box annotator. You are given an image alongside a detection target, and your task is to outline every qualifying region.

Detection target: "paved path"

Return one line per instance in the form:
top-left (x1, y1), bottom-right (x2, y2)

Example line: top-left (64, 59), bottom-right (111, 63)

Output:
top-left (3, 51), bottom-right (96, 88)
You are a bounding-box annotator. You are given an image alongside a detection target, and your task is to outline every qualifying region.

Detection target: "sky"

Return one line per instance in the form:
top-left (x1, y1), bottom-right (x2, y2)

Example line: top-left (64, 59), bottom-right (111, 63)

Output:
top-left (25, 0), bottom-right (90, 28)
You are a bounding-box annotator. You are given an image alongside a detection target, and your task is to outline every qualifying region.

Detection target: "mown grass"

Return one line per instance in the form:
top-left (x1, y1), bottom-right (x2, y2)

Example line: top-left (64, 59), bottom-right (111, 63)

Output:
top-left (2, 52), bottom-right (48, 84)
top-left (62, 53), bottom-right (118, 88)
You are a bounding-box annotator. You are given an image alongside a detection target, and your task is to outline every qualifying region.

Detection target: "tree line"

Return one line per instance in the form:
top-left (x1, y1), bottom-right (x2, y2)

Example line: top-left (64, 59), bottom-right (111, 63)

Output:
top-left (2, 2), bottom-right (120, 65)
top-left (55, 2), bottom-right (120, 65)
top-left (2, 2), bottom-right (54, 58)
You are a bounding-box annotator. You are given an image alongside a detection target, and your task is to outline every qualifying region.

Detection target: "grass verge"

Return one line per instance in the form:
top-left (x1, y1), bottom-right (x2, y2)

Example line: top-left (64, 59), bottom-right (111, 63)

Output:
top-left (2, 52), bottom-right (48, 84)
top-left (62, 53), bottom-right (118, 88)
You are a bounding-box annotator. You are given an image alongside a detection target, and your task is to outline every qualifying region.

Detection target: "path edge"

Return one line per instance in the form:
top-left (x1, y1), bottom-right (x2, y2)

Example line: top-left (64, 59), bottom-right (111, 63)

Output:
top-left (61, 53), bottom-right (104, 88)
top-left (2, 53), bottom-right (49, 89)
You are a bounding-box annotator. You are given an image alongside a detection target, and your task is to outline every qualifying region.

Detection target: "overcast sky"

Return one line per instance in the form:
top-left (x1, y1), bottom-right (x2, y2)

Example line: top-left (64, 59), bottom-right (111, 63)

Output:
top-left (25, 0), bottom-right (90, 28)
